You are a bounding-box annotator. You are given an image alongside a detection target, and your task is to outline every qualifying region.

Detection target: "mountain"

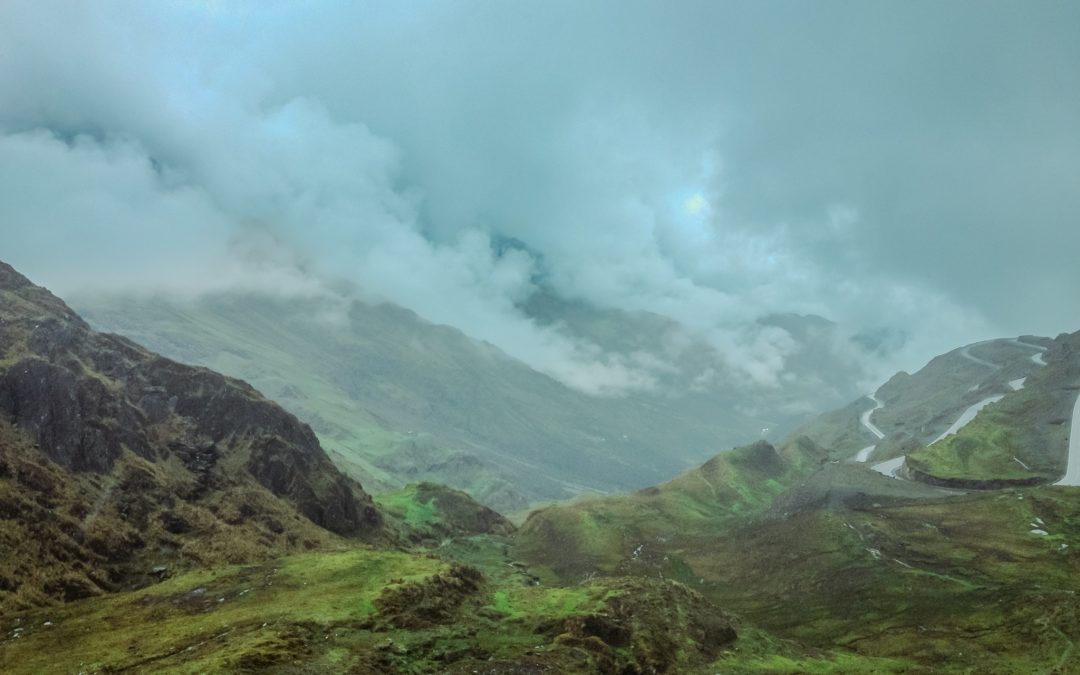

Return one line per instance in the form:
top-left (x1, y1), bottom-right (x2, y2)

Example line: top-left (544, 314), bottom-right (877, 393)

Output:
top-left (0, 261), bottom-right (381, 610)
top-left (512, 330), bottom-right (1080, 672)
top-left (5, 259), bottom-right (1078, 672)
top-left (795, 333), bottom-right (1077, 488)
top-left (4, 260), bottom-right (906, 673)
top-left (71, 291), bottom-right (873, 512)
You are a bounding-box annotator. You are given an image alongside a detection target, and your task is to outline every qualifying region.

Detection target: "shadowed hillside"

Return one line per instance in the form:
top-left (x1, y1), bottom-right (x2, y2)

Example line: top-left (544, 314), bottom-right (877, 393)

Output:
top-left (0, 261), bottom-right (381, 611)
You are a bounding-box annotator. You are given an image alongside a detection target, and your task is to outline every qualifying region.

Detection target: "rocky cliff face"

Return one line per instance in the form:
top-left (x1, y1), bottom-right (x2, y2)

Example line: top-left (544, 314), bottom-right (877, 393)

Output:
top-left (0, 261), bottom-right (382, 608)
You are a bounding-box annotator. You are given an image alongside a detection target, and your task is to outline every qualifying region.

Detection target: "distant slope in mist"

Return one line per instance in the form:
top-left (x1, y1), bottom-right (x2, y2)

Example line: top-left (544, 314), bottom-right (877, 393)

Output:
top-left (75, 292), bottom-right (867, 512)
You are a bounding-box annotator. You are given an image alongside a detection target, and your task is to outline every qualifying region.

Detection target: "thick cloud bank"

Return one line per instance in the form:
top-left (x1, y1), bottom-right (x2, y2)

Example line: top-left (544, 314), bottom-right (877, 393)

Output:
top-left (1, 1), bottom-right (1076, 395)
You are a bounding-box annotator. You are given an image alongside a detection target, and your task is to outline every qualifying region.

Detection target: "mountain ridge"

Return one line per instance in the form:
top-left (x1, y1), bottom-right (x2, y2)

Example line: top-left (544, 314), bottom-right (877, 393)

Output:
top-left (0, 260), bottom-right (382, 610)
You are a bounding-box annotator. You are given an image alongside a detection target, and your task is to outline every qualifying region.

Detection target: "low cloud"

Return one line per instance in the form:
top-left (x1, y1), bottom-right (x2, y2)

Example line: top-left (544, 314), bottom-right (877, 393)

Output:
top-left (1, 1), bottom-right (1074, 397)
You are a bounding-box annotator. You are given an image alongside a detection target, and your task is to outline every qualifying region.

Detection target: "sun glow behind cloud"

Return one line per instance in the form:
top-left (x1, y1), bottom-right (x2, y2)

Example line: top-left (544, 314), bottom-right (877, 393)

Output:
top-left (684, 193), bottom-right (709, 216)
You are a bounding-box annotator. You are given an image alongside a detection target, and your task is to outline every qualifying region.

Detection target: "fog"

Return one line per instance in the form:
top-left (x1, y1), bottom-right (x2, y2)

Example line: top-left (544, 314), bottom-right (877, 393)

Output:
top-left (2, 0), bottom-right (1076, 395)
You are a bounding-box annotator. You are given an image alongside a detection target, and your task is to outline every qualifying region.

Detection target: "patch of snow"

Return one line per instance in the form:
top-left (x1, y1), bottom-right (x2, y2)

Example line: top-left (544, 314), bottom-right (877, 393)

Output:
top-left (1009, 378), bottom-right (1026, 391)
top-left (855, 445), bottom-right (876, 463)
top-left (861, 394), bottom-right (885, 439)
top-left (1030, 529), bottom-right (1048, 536)
top-left (1031, 352), bottom-right (1047, 366)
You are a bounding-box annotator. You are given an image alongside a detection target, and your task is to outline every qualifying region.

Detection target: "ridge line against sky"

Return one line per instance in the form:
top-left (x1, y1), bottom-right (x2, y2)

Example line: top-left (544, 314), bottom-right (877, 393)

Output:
top-left (1, 0), bottom-right (1077, 396)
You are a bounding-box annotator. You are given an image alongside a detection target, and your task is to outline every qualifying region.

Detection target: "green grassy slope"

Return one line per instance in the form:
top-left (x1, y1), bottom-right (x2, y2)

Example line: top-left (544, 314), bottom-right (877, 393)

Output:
top-left (906, 332), bottom-right (1079, 485)
top-left (0, 532), bottom-right (914, 674)
top-left (375, 482), bottom-right (515, 544)
top-left (514, 446), bottom-right (1080, 673)
top-left (795, 335), bottom-right (1071, 475)
top-left (513, 438), bottom-right (831, 583)
top-left (874, 338), bottom-right (1052, 443)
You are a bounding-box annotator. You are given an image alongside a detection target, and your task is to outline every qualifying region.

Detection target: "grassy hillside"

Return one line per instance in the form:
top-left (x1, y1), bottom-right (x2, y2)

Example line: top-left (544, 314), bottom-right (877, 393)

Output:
top-left (514, 447), bottom-right (1080, 672)
top-left (906, 332), bottom-right (1079, 485)
top-left (0, 532), bottom-right (914, 674)
top-left (375, 482), bottom-right (515, 544)
top-left (513, 438), bottom-right (831, 583)
top-left (874, 339), bottom-right (1052, 443)
top-left (794, 337), bottom-right (1054, 462)
top-left (8, 262), bottom-right (1077, 672)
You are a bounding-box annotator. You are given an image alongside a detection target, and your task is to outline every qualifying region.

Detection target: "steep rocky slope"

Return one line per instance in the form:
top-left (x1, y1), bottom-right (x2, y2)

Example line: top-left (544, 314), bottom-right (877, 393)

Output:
top-left (0, 261), bottom-right (381, 610)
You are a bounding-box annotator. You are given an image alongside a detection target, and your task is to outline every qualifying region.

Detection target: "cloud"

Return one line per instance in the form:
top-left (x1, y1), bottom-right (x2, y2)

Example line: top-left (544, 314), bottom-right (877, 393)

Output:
top-left (1, 0), bottom-right (1075, 397)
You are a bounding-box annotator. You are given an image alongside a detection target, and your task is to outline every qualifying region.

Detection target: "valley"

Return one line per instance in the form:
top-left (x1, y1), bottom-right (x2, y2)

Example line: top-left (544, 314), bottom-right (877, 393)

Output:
top-left (1, 260), bottom-right (1079, 673)
top-left (3, 3), bottom-right (1075, 672)
top-left (72, 293), bottom-right (870, 513)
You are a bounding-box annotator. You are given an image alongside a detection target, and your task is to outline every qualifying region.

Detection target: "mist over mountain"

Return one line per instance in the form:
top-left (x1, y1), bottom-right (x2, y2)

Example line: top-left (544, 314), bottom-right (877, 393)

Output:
top-left (2, 1), bottom-right (1077, 404)
top-left (71, 290), bottom-right (879, 511)
top-left (4, 257), bottom-right (1078, 672)
top-left (3, 2), bottom-right (1080, 672)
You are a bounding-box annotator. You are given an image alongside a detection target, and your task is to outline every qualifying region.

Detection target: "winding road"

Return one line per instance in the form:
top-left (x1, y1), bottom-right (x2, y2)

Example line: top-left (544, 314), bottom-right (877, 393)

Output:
top-left (1007, 339), bottom-right (1080, 485)
top-left (960, 342), bottom-right (1002, 370)
top-left (1053, 391), bottom-right (1080, 487)
top-left (856, 336), bottom-right (1078, 487)
top-left (1008, 338), bottom-right (1048, 366)
top-left (860, 394), bottom-right (885, 439)
top-left (871, 455), bottom-right (905, 479)
top-left (854, 393), bottom-right (884, 463)
top-left (928, 395), bottom-right (1006, 446)
top-left (936, 339), bottom-right (1049, 446)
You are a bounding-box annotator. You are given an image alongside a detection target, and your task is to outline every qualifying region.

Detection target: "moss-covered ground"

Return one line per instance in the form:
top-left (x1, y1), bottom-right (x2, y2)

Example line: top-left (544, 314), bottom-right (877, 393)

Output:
top-left (907, 413), bottom-right (1045, 482)
top-left (906, 382), bottom-right (1071, 484)
top-left (515, 466), bottom-right (1080, 673)
top-left (0, 547), bottom-right (445, 673)
top-left (0, 538), bottom-right (903, 674)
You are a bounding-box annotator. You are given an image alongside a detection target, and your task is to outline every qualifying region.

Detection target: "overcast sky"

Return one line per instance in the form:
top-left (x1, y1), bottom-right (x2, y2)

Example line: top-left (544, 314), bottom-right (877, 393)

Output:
top-left (1, 1), bottom-right (1077, 394)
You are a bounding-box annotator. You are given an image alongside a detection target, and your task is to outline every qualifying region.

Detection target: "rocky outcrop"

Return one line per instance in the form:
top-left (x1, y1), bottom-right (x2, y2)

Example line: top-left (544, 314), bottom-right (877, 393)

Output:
top-left (0, 260), bottom-right (380, 537)
top-left (902, 462), bottom-right (1044, 490)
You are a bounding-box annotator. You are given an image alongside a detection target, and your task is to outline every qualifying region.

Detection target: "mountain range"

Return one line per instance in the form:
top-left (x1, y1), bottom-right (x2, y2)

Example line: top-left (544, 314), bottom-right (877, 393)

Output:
top-left (1, 260), bottom-right (1078, 673)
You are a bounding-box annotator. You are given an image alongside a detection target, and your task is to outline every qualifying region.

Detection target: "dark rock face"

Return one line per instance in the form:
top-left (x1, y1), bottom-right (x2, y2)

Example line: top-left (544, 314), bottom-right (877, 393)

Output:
top-left (0, 260), bottom-right (380, 536)
top-left (0, 358), bottom-right (129, 472)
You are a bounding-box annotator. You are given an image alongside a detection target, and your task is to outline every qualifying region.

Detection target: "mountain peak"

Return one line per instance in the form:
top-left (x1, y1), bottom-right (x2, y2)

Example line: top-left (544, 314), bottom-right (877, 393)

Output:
top-left (0, 261), bottom-right (33, 290)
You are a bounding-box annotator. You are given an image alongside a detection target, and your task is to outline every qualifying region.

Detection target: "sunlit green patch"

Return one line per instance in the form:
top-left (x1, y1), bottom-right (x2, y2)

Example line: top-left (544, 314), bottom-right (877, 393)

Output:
top-left (0, 548), bottom-right (445, 674)
top-left (907, 412), bottom-right (1048, 482)
top-left (376, 484), bottom-right (441, 528)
